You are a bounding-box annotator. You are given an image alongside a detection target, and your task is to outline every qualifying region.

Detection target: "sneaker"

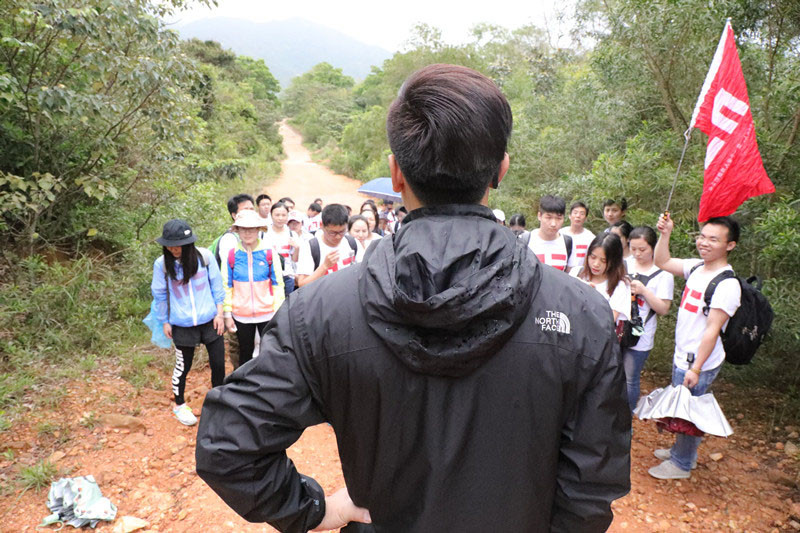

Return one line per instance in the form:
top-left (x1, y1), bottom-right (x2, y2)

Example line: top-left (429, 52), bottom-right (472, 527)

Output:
top-left (648, 459), bottom-right (691, 480)
top-left (173, 403), bottom-right (197, 426)
top-left (653, 449), bottom-right (697, 469)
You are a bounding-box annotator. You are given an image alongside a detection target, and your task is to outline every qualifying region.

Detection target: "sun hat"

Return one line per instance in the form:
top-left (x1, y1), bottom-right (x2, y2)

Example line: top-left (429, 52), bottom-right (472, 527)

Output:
top-left (492, 209), bottom-right (506, 223)
top-left (156, 219), bottom-right (197, 247)
top-left (288, 210), bottom-right (303, 223)
top-left (232, 209), bottom-right (269, 229)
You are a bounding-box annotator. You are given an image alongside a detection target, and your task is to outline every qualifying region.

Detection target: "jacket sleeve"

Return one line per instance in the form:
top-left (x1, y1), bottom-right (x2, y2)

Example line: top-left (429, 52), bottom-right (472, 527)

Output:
top-left (551, 324), bottom-right (631, 532)
top-left (222, 249), bottom-right (233, 315)
top-left (271, 250), bottom-right (286, 310)
top-left (151, 257), bottom-right (169, 323)
top-left (205, 251), bottom-right (225, 305)
top-left (195, 300), bottom-right (327, 532)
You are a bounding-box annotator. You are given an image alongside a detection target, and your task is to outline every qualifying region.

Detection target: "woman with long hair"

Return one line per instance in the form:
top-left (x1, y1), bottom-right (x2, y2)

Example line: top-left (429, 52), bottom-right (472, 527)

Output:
top-left (151, 219), bottom-right (225, 426)
top-left (574, 232), bottom-right (630, 324)
top-left (360, 204), bottom-right (383, 236)
top-left (222, 210), bottom-right (285, 368)
top-left (623, 226), bottom-right (674, 411)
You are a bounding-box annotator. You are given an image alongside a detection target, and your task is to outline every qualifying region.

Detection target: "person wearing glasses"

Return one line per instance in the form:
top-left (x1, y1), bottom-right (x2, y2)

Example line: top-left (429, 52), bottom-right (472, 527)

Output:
top-left (295, 203), bottom-right (358, 288)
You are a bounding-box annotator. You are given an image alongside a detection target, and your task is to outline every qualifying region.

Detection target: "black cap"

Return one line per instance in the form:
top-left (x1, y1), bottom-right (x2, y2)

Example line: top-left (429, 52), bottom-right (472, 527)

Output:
top-left (156, 219), bottom-right (197, 247)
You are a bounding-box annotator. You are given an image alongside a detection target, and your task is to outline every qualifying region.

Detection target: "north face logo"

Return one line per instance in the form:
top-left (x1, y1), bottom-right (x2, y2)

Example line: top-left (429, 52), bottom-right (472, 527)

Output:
top-left (535, 311), bottom-right (571, 334)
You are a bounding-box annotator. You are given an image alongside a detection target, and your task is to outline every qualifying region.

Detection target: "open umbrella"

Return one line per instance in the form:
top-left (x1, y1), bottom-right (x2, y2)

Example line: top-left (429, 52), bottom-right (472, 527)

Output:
top-left (358, 178), bottom-right (402, 203)
top-left (634, 385), bottom-right (733, 437)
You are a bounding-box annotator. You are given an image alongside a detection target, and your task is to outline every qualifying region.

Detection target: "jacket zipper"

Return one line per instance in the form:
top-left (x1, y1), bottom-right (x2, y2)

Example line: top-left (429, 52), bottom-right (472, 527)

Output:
top-left (248, 248), bottom-right (256, 316)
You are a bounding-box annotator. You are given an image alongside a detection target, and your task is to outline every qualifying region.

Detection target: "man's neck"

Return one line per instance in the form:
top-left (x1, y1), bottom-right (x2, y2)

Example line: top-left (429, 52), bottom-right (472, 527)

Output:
top-left (702, 255), bottom-right (729, 271)
top-left (569, 224), bottom-right (584, 234)
top-left (535, 228), bottom-right (559, 242)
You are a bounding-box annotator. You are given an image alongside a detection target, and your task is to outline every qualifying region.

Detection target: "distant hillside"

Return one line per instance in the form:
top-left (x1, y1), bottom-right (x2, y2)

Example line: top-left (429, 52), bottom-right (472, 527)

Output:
top-left (176, 17), bottom-right (392, 88)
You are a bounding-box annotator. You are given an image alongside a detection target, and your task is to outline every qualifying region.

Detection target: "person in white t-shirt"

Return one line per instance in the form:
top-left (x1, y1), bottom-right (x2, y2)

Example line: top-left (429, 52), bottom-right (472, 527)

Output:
top-left (256, 194), bottom-right (273, 227)
top-left (525, 195), bottom-right (579, 272)
top-left (572, 233), bottom-right (630, 324)
top-left (348, 214), bottom-right (381, 263)
top-left (559, 201), bottom-right (595, 269)
top-left (296, 204), bottom-right (358, 287)
top-left (305, 202), bottom-right (323, 234)
top-left (623, 226), bottom-right (674, 412)
top-left (262, 202), bottom-right (301, 295)
top-left (288, 210), bottom-right (314, 242)
top-left (649, 214), bottom-right (742, 480)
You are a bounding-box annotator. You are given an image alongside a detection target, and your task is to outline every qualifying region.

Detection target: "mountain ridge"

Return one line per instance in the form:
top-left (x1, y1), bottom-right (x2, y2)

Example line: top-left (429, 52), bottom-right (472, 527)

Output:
top-left (175, 17), bottom-right (392, 88)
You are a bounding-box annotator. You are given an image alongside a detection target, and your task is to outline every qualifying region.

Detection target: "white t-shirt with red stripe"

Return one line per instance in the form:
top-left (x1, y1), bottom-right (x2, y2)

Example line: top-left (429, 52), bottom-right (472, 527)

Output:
top-left (304, 214), bottom-right (322, 234)
top-left (262, 227), bottom-right (298, 276)
top-left (674, 259), bottom-right (741, 371)
top-left (527, 229), bottom-right (579, 272)
top-left (296, 235), bottom-right (356, 277)
top-left (559, 227), bottom-right (595, 267)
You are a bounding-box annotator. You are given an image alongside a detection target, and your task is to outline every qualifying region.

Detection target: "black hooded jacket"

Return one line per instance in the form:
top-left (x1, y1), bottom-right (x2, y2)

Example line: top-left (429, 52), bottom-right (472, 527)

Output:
top-left (196, 204), bottom-right (631, 533)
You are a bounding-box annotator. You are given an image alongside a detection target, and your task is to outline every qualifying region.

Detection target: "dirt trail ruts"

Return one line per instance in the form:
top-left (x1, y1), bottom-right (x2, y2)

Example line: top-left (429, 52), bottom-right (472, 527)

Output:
top-left (1, 124), bottom-right (798, 532)
top-left (262, 120), bottom-right (369, 212)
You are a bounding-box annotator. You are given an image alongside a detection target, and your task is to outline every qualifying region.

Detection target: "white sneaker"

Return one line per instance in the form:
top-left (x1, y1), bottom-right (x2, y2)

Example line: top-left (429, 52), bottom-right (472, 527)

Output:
top-left (653, 449), bottom-right (697, 469)
top-left (648, 459), bottom-right (691, 480)
top-left (173, 403), bottom-right (197, 426)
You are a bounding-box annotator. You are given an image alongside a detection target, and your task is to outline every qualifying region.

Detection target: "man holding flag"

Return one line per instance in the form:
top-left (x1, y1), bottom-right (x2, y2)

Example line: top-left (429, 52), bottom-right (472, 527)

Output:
top-left (646, 19), bottom-right (774, 480)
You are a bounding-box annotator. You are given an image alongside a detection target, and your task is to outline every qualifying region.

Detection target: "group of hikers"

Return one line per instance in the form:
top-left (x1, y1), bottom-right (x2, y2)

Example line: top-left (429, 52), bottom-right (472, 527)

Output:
top-left (149, 64), bottom-right (744, 531)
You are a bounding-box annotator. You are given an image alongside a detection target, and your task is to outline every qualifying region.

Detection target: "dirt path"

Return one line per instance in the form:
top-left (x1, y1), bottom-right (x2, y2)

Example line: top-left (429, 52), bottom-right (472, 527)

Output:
top-left (1, 125), bottom-right (799, 532)
top-left (261, 121), bottom-right (369, 212)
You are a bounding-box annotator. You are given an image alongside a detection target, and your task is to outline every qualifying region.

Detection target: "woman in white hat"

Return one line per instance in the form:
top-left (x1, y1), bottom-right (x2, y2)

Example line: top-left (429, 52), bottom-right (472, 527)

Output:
top-left (151, 219), bottom-right (226, 426)
top-left (221, 210), bottom-right (285, 368)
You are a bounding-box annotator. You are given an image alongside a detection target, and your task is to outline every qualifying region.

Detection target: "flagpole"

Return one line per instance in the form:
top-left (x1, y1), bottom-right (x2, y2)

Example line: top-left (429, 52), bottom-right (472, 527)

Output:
top-left (664, 128), bottom-right (692, 216)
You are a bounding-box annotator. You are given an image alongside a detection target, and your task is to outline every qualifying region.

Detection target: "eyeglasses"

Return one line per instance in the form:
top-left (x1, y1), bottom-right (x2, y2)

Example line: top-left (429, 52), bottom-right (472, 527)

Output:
top-left (695, 234), bottom-right (724, 244)
top-left (323, 228), bottom-right (346, 237)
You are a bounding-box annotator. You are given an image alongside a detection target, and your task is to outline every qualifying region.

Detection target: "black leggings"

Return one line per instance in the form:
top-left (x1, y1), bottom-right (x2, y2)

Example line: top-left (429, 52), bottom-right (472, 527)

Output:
top-left (233, 319), bottom-right (268, 368)
top-left (172, 336), bottom-right (225, 405)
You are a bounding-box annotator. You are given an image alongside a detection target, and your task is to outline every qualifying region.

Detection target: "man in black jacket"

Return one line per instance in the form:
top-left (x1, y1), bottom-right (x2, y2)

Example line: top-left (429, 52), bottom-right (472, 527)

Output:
top-left (196, 63), bottom-right (631, 532)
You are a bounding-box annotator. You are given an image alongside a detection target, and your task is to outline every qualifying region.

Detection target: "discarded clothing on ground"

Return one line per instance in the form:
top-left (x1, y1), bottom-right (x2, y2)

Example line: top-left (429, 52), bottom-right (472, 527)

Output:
top-left (634, 384), bottom-right (733, 437)
top-left (40, 475), bottom-right (117, 529)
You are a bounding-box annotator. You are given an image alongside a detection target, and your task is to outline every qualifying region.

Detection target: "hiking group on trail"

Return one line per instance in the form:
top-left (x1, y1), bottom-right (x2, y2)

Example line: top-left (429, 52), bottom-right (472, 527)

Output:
top-left (146, 64), bottom-right (771, 531)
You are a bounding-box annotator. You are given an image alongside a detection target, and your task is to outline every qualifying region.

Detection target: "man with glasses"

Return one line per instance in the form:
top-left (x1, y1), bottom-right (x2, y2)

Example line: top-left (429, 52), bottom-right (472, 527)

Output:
top-left (650, 214), bottom-right (742, 480)
top-left (294, 203), bottom-right (357, 287)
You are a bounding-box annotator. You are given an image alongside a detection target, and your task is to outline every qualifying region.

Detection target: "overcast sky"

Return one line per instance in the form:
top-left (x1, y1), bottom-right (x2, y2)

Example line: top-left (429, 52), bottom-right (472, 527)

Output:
top-left (173, 0), bottom-right (577, 52)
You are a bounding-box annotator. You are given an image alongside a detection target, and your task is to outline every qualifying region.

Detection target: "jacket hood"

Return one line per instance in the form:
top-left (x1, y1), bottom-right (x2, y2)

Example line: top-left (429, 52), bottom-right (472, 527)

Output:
top-left (359, 204), bottom-right (539, 377)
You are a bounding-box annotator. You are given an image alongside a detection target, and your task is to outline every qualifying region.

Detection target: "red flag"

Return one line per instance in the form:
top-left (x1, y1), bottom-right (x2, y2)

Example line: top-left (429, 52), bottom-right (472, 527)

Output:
top-left (688, 20), bottom-right (774, 222)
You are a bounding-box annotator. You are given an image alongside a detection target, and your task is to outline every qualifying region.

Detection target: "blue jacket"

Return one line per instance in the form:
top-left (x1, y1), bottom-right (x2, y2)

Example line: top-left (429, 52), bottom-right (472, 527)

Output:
top-left (151, 247), bottom-right (225, 328)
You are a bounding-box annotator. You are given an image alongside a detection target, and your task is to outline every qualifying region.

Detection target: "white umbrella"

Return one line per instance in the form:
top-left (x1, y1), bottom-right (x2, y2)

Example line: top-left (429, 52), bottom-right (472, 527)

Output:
top-left (634, 385), bottom-right (733, 437)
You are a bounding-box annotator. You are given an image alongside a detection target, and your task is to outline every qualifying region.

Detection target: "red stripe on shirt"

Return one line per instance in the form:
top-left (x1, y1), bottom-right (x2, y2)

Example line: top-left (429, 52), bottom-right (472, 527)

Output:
top-left (551, 254), bottom-right (567, 261)
top-left (684, 302), bottom-right (699, 313)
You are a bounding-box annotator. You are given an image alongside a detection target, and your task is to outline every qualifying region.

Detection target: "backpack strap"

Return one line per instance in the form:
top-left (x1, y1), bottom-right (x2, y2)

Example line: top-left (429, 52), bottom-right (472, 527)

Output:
top-left (701, 270), bottom-right (737, 316)
top-left (266, 249), bottom-right (274, 296)
top-left (345, 234), bottom-right (358, 256)
top-left (310, 238), bottom-right (321, 270)
top-left (631, 269), bottom-right (664, 324)
top-left (563, 234), bottom-right (573, 259)
top-left (689, 261), bottom-right (704, 278)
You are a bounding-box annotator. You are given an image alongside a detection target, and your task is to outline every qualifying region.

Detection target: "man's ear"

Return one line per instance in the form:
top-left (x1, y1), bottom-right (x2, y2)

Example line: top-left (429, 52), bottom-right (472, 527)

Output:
top-left (492, 153), bottom-right (510, 189)
top-left (726, 240), bottom-right (737, 252)
top-left (389, 154), bottom-right (405, 193)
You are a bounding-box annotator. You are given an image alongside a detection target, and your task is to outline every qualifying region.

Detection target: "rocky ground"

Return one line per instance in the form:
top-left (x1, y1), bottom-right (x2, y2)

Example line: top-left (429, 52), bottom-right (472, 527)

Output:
top-left (0, 354), bottom-right (798, 533)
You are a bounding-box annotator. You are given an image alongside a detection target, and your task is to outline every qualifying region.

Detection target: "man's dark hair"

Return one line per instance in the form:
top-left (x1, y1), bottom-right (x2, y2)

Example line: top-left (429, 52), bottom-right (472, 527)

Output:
top-left (256, 194), bottom-right (271, 206)
top-left (321, 204), bottom-right (349, 227)
top-left (603, 198), bottom-right (628, 211)
top-left (396, 206), bottom-right (407, 215)
top-left (386, 64), bottom-right (512, 205)
top-left (538, 195), bottom-right (566, 215)
top-left (279, 197), bottom-right (294, 205)
top-left (313, 198), bottom-right (323, 204)
top-left (704, 216), bottom-right (740, 243)
top-left (227, 194), bottom-right (255, 215)
top-left (508, 213), bottom-right (526, 227)
top-left (570, 201), bottom-right (588, 214)
top-left (308, 203), bottom-right (322, 214)
top-left (610, 220), bottom-right (633, 239)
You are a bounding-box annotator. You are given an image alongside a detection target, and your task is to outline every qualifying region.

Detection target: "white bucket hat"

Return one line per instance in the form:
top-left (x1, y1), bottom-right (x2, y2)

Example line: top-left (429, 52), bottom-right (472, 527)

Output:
top-left (232, 210), bottom-right (269, 229)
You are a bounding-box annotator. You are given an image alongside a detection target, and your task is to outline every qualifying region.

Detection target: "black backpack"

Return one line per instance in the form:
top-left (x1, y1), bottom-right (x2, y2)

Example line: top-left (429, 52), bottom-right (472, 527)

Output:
top-left (619, 269), bottom-right (664, 349)
top-left (310, 235), bottom-right (358, 270)
top-left (688, 263), bottom-right (773, 365)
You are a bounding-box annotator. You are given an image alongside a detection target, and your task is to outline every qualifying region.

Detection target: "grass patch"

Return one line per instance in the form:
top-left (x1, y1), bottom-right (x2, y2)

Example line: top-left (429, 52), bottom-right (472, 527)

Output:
top-left (121, 352), bottom-right (164, 391)
top-left (18, 460), bottom-right (58, 491)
